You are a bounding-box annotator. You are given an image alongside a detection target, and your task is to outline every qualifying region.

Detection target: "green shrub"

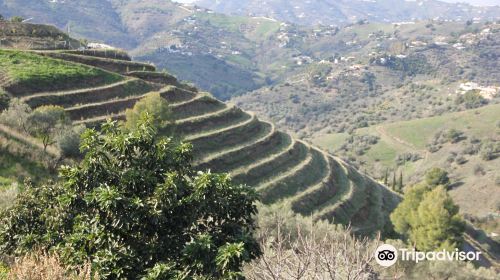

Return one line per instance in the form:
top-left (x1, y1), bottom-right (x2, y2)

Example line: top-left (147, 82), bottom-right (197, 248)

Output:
top-left (425, 167), bottom-right (450, 187)
top-left (455, 90), bottom-right (487, 109)
top-left (480, 140), bottom-right (499, 161)
top-left (55, 124), bottom-right (86, 158)
top-left (0, 115), bottom-right (260, 279)
top-left (125, 92), bottom-right (172, 131)
top-left (9, 16), bottom-right (23, 23)
top-left (0, 98), bottom-right (31, 133)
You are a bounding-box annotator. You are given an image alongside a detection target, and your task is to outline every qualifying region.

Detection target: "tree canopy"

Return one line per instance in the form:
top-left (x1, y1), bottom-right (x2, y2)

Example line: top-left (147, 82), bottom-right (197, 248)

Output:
top-left (28, 105), bottom-right (68, 150)
top-left (390, 169), bottom-right (464, 251)
top-left (425, 167), bottom-right (450, 187)
top-left (0, 114), bottom-right (260, 279)
top-left (125, 92), bottom-right (172, 132)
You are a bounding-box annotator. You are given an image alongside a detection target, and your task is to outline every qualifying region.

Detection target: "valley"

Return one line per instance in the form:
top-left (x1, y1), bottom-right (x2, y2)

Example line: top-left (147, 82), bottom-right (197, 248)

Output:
top-left (0, 1), bottom-right (499, 276)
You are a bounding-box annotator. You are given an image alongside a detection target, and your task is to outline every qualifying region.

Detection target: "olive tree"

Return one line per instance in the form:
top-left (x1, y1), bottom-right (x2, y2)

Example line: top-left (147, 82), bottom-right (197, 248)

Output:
top-left (28, 105), bottom-right (69, 151)
top-left (125, 92), bottom-right (172, 131)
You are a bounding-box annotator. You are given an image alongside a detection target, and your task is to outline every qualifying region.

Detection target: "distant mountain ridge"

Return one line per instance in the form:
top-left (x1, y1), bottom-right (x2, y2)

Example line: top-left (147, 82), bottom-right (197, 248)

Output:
top-left (194, 0), bottom-right (500, 26)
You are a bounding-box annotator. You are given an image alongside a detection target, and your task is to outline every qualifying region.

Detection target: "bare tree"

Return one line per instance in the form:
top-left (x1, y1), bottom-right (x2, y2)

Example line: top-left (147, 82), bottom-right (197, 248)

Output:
top-left (245, 213), bottom-right (379, 280)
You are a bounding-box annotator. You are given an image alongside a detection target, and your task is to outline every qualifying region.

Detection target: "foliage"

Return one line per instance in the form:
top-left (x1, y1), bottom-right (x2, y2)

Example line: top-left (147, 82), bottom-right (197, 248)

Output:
top-left (390, 169), bottom-right (464, 251)
top-left (372, 54), bottom-right (431, 76)
top-left (455, 90), bottom-right (487, 109)
top-left (425, 167), bottom-right (450, 187)
top-left (0, 115), bottom-right (260, 279)
top-left (0, 99), bottom-right (32, 134)
top-left (479, 139), bottom-right (499, 161)
top-left (445, 129), bottom-right (466, 143)
top-left (9, 16), bottom-right (24, 23)
top-left (410, 186), bottom-right (465, 251)
top-left (125, 92), bottom-right (172, 131)
top-left (28, 105), bottom-right (69, 151)
top-left (395, 153), bottom-right (422, 165)
top-left (55, 124), bottom-right (86, 158)
top-left (0, 99), bottom-right (82, 155)
top-left (339, 134), bottom-right (380, 156)
top-left (0, 262), bottom-right (8, 280)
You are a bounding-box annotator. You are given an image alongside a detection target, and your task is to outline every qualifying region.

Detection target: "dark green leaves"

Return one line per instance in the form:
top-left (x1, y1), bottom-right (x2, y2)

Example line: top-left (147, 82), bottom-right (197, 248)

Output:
top-left (0, 115), bottom-right (260, 279)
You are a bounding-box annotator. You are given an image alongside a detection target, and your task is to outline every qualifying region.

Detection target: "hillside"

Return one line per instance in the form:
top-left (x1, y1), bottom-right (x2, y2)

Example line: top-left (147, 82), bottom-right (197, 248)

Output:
top-left (195, 0), bottom-right (500, 26)
top-left (0, 47), bottom-right (400, 235)
top-left (0, 0), bottom-right (270, 99)
top-left (3, 0), bottom-right (499, 103)
top-left (232, 21), bottom-right (500, 137)
top-left (313, 104), bottom-right (500, 218)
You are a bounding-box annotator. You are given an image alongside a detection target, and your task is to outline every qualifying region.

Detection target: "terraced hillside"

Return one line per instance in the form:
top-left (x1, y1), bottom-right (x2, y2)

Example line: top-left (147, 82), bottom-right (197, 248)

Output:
top-left (0, 49), bottom-right (400, 234)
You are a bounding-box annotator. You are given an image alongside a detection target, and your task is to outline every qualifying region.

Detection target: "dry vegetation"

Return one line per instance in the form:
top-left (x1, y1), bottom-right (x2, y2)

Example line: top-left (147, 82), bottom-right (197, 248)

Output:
top-left (1, 252), bottom-right (98, 280)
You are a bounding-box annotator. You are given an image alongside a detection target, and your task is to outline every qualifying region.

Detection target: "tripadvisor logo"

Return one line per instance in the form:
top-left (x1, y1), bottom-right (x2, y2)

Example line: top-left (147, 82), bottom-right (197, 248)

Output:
top-left (375, 244), bottom-right (398, 267)
top-left (374, 244), bottom-right (481, 267)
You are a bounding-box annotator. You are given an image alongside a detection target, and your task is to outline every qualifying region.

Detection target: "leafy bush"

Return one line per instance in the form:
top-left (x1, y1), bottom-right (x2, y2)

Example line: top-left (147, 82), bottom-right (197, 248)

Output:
top-left (395, 153), bottom-right (422, 165)
top-left (455, 90), bottom-right (487, 109)
top-left (0, 98), bottom-right (32, 133)
top-left (55, 124), bottom-right (86, 158)
top-left (125, 92), bottom-right (171, 131)
top-left (455, 155), bottom-right (467, 165)
top-left (0, 115), bottom-right (260, 279)
top-left (0, 99), bottom-right (81, 154)
top-left (339, 134), bottom-right (380, 156)
top-left (445, 129), bottom-right (466, 143)
top-left (479, 140), bottom-right (499, 161)
top-left (10, 16), bottom-right (24, 23)
top-left (425, 167), bottom-right (450, 187)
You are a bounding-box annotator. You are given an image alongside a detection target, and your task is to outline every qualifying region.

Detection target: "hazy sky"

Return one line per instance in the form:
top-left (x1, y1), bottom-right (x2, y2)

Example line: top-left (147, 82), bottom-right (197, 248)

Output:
top-left (441, 0), bottom-right (500, 6)
top-left (173, 0), bottom-right (500, 6)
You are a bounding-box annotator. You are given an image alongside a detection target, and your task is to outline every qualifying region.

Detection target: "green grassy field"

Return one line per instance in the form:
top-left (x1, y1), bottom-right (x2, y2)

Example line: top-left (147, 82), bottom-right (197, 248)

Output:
top-left (195, 13), bottom-right (281, 40)
top-left (0, 50), bottom-right (123, 95)
top-left (315, 104), bottom-right (500, 163)
top-left (382, 104), bottom-right (500, 149)
top-left (313, 104), bottom-right (500, 217)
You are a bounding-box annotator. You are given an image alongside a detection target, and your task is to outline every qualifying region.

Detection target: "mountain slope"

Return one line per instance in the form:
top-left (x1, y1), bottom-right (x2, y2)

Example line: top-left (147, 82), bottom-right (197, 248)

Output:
top-left (313, 104), bottom-right (500, 217)
top-left (0, 44), bottom-right (400, 235)
top-left (195, 0), bottom-right (500, 26)
top-left (0, 0), bottom-right (134, 48)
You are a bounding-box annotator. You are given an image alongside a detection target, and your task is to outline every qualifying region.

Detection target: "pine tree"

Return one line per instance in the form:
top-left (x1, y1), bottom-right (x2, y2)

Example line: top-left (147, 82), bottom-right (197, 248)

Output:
top-left (392, 172), bottom-right (397, 191)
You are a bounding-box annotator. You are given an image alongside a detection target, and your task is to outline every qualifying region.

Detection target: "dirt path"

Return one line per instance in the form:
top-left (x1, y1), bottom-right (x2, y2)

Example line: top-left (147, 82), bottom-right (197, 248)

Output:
top-left (375, 126), bottom-right (430, 169)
